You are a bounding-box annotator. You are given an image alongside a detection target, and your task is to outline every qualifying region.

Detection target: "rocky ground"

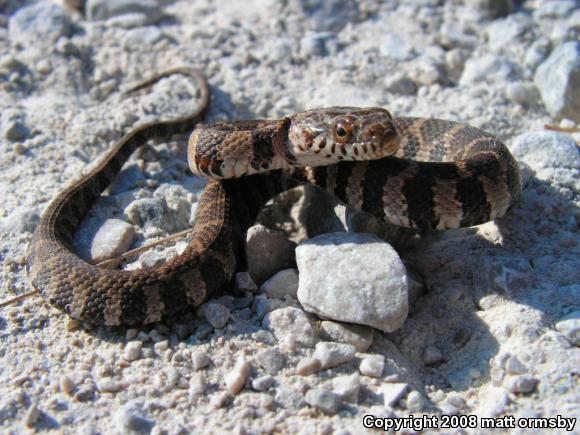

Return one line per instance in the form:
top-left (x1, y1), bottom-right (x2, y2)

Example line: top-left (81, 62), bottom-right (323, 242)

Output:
top-left (0, 0), bottom-right (579, 433)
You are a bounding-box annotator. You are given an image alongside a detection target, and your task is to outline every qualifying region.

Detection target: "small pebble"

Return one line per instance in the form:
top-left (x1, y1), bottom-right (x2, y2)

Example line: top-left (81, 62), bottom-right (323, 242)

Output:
top-left (191, 350), bottom-right (211, 371)
top-left (260, 268), bottom-right (299, 299)
top-left (255, 348), bottom-right (285, 374)
top-left (124, 341), bottom-right (142, 362)
top-left (406, 391), bottom-right (424, 412)
top-left (60, 374), bottom-right (76, 395)
top-left (332, 373), bottom-right (360, 403)
top-left (235, 272), bottom-right (258, 293)
top-left (359, 355), bottom-right (385, 378)
top-left (114, 400), bottom-right (155, 433)
top-left (210, 392), bottom-right (229, 409)
top-left (296, 357), bottom-right (322, 376)
top-left (305, 389), bottom-right (343, 415)
top-left (97, 378), bottom-right (122, 393)
top-left (555, 311), bottom-right (580, 346)
top-left (225, 358), bottom-right (251, 395)
top-left (504, 375), bottom-right (539, 394)
top-left (422, 345), bottom-right (444, 366)
top-left (154, 340), bottom-right (169, 353)
top-left (320, 321), bottom-right (374, 352)
top-left (23, 403), bottom-right (40, 427)
top-left (125, 328), bottom-right (138, 341)
top-left (382, 383), bottom-right (408, 407)
top-left (505, 356), bottom-right (528, 375)
top-left (252, 375), bottom-right (275, 391)
top-left (203, 303), bottom-right (230, 329)
top-left (189, 373), bottom-right (207, 397)
top-left (313, 342), bottom-right (356, 369)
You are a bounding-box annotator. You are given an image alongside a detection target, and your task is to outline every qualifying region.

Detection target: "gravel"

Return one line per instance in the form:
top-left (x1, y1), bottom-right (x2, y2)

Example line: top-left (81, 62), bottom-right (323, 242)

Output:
top-left (0, 1), bottom-right (578, 433)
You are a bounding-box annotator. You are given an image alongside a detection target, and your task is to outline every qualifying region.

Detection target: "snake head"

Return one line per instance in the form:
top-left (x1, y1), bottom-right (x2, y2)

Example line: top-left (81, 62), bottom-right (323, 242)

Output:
top-left (287, 107), bottom-right (398, 166)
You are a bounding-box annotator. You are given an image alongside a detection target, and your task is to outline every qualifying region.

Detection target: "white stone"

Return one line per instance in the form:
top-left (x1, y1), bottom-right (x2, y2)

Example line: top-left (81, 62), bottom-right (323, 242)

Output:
top-left (225, 358), bottom-right (251, 395)
top-left (359, 355), bottom-right (385, 378)
top-left (320, 321), bottom-right (374, 352)
top-left (262, 307), bottom-right (318, 348)
top-left (260, 269), bottom-right (299, 299)
top-left (382, 383), bottom-right (408, 407)
top-left (255, 348), bottom-right (284, 374)
top-left (534, 42), bottom-right (580, 122)
top-left (333, 373), bottom-right (360, 403)
top-left (296, 233), bottom-right (409, 333)
top-left (406, 391), bottom-right (424, 412)
top-left (305, 389), bottom-right (342, 415)
top-left (191, 351), bottom-right (211, 371)
top-left (313, 342), bottom-right (356, 369)
top-left (555, 311), bottom-right (580, 346)
top-left (460, 54), bottom-right (519, 86)
top-left (510, 131), bottom-right (580, 172)
top-left (295, 357), bottom-right (322, 376)
top-left (123, 341), bottom-right (142, 362)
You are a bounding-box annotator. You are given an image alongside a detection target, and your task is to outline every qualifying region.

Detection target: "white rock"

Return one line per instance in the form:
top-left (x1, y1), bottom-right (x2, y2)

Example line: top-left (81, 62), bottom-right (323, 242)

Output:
top-left (296, 233), bottom-right (409, 333)
top-left (510, 131), bottom-right (580, 173)
top-left (225, 358), bottom-right (251, 395)
top-left (460, 54), bottom-right (520, 86)
top-left (333, 373), bottom-right (360, 403)
top-left (84, 219), bottom-right (135, 263)
top-left (262, 307), bottom-right (318, 348)
top-left (305, 389), bottom-right (342, 415)
top-left (487, 15), bottom-right (532, 53)
top-left (97, 378), bottom-right (122, 393)
top-left (320, 321), bottom-right (374, 352)
top-left (504, 375), bottom-right (539, 394)
top-left (380, 33), bottom-right (415, 61)
top-left (189, 373), bottom-right (207, 397)
top-left (9, 2), bottom-right (73, 47)
top-left (114, 400), bottom-right (155, 433)
top-left (251, 375), bottom-right (274, 391)
top-left (505, 355), bottom-right (528, 374)
top-left (123, 341), bottom-right (142, 362)
top-left (313, 342), bottom-right (356, 369)
top-left (534, 41), bottom-right (580, 122)
top-left (260, 269), bottom-right (299, 299)
top-left (255, 348), bottom-right (284, 374)
top-left (406, 391), bottom-right (424, 412)
top-left (359, 355), bottom-right (385, 378)
top-left (153, 184), bottom-right (193, 230)
top-left (555, 311), bottom-right (580, 346)
top-left (23, 403), bottom-right (40, 427)
top-left (381, 383), bottom-right (409, 407)
top-left (505, 82), bottom-right (540, 107)
top-left (191, 351), bottom-right (211, 371)
top-left (125, 197), bottom-right (173, 231)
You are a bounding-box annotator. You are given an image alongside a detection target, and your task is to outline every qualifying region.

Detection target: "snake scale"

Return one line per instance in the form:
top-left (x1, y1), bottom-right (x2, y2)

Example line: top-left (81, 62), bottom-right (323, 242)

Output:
top-left (26, 69), bottom-right (521, 326)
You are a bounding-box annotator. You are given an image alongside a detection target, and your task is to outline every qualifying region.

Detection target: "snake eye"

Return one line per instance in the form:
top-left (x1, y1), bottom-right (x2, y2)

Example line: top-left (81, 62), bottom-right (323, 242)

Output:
top-left (333, 117), bottom-right (354, 143)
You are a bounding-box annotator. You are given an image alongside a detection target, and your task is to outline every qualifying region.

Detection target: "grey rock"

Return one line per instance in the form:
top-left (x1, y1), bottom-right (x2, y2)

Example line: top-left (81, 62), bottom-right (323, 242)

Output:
top-left (114, 400), bottom-right (155, 433)
top-left (555, 311), bottom-right (580, 346)
top-left (469, 0), bottom-right (515, 18)
top-left (255, 348), bottom-right (284, 374)
top-left (384, 73), bottom-right (417, 95)
top-left (380, 33), bottom-right (416, 61)
top-left (406, 391), bottom-right (424, 412)
top-left (301, 0), bottom-right (359, 32)
top-left (473, 256), bottom-right (534, 299)
top-left (460, 54), bottom-right (520, 86)
top-left (296, 233), bottom-right (409, 333)
top-left (504, 375), bottom-right (539, 394)
top-left (422, 345), bottom-right (444, 366)
top-left (3, 120), bottom-right (30, 142)
top-left (191, 351), bottom-right (211, 371)
top-left (382, 383), bottom-right (409, 407)
top-left (262, 307), bottom-right (318, 348)
top-left (202, 303), bottom-right (230, 329)
top-left (76, 218), bottom-right (135, 263)
top-left (359, 355), bottom-right (385, 378)
top-left (246, 224), bottom-right (297, 284)
top-left (313, 342), bottom-right (356, 369)
top-left (319, 321), bottom-right (374, 353)
top-left (153, 184), bottom-right (194, 230)
top-left (235, 272), bottom-right (258, 293)
top-left (9, 2), bottom-right (73, 47)
top-left (86, 0), bottom-right (163, 25)
top-left (125, 197), bottom-right (172, 231)
top-left (305, 389), bottom-right (342, 415)
top-left (251, 375), bottom-right (274, 391)
top-left (260, 269), bottom-right (299, 299)
top-left (534, 42), bottom-right (580, 122)
top-left (333, 373), bottom-right (360, 403)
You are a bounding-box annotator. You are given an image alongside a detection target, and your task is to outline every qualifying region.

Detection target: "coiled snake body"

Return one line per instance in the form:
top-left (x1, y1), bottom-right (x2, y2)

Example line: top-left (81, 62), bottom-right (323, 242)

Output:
top-left (26, 69), bottom-right (521, 326)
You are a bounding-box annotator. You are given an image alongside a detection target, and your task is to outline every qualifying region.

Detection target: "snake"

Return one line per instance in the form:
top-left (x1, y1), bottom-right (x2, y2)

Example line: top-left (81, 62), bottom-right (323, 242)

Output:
top-left (25, 68), bottom-right (521, 326)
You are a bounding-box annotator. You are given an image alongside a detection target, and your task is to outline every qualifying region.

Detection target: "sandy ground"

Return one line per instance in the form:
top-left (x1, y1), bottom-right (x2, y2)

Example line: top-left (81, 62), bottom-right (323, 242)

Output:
top-left (0, 0), bottom-right (579, 433)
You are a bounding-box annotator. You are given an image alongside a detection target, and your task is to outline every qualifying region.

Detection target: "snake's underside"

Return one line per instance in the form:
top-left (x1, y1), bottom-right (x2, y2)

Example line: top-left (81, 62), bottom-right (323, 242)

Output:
top-left (26, 70), bottom-right (521, 326)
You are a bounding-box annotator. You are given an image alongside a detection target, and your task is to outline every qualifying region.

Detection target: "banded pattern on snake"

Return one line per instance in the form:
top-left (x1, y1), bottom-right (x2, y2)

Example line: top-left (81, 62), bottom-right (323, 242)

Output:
top-left (26, 69), bottom-right (521, 326)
